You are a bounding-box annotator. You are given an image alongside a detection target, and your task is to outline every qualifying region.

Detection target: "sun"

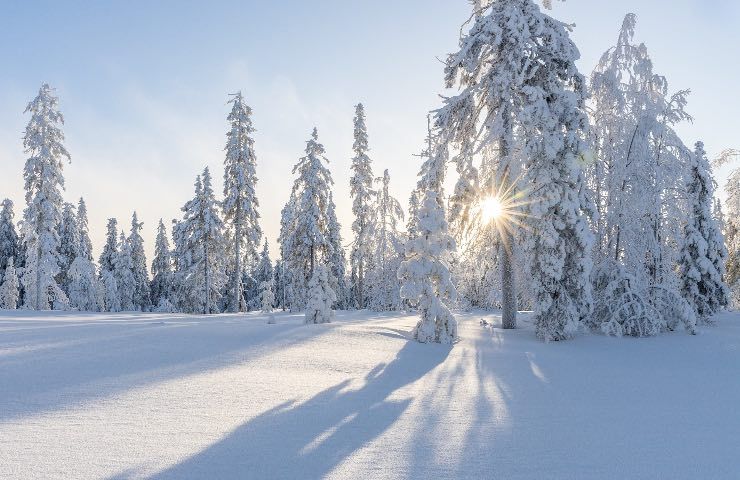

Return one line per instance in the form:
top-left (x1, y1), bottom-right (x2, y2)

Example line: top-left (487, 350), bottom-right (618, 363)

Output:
top-left (481, 196), bottom-right (504, 223)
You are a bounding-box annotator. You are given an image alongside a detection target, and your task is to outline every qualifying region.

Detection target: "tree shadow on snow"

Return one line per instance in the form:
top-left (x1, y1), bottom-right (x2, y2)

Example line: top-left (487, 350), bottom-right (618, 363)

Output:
top-left (150, 340), bottom-right (451, 480)
top-left (0, 313), bottom-right (331, 422)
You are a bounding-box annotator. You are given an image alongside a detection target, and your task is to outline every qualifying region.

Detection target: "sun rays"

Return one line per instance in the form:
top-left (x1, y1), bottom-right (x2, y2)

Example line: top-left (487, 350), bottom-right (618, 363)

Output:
top-left (475, 172), bottom-right (533, 239)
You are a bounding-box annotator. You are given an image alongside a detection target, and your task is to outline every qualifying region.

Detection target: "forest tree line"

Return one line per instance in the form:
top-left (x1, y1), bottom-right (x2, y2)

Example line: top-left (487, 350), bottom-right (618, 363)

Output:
top-left (1, 2), bottom-right (737, 344)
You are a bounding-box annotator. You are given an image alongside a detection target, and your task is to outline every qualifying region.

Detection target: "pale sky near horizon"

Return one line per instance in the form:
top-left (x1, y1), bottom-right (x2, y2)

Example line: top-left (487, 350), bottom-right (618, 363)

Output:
top-left (1, 0), bottom-right (738, 265)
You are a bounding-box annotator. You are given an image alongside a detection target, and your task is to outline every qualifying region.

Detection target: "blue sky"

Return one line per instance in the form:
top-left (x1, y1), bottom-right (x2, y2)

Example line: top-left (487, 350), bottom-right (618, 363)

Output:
top-left (1, 0), bottom-right (738, 261)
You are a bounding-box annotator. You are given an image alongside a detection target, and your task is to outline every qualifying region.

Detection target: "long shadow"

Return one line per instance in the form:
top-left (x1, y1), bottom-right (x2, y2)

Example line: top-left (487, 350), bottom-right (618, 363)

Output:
top-left (442, 312), bottom-right (740, 479)
top-left (0, 312), bottom-right (333, 422)
top-left (151, 340), bottom-right (451, 480)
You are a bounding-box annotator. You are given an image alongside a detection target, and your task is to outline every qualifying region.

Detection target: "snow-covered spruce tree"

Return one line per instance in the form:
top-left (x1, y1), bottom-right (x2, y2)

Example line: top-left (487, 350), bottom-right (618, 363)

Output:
top-left (0, 257), bottom-right (20, 309)
top-left (406, 190), bottom-right (420, 242)
top-left (20, 83), bottom-right (70, 310)
top-left (76, 198), bottom-right (93, 262)
top-left (398, 189), bottom-right (457, 343)
top-left (98, 218), bottom-right (119, 312)
top-left (326, 192), bottom-right (350, 309)
top-left (67, 255), bottom-right (101, 312)
top-left (349, 103), bottom-right (376, 309)
top-left (261, 278), bottom-right (275, 314)
top-left (241, 264), bottom-right (259, 312)
top-left (678, 142), bottom-right (730, 322)
top-left (66, 198), bottom-right (100, 312)
top-left (57, 202), bottom-right (81, 295)
top-left (279, 128), bottom-right (336, 310)
top-left (276, 199), bottom-right (300, 311)
top-left (150, 219), bottom-right (174, 309)
top-left (516, 8), bottom-right (594, 341)
top-left (254, 240), bottom-right (273, 289)
top-left (178, 168), bottom-right (227, 314)
top-left (222, 92), bottom-right (262, 312)
top-left (0, 199), bottom-right (20, 277)
top-left (113, 231), bottom-right (135, 311)
top-left (246, 240), bottom-right (273, 310)
top-left (367, 169), bottom-right (405, 311)
top-left (101, 269), bottom-right (120, 312)
top-left (218, 227), bottom-right (237, 312)
top-left (128, 212), bottom-right (151, 311)
top-left (272, 259), bottom-right (288, 311)
top-left (99, 218), bottom-right (118, 273)
top-left (399, 124), bottom-right (458, 343)
top-left (170, 218), bottom-right (189, 312)
top-left (305, 265), bottom-right (337, 324)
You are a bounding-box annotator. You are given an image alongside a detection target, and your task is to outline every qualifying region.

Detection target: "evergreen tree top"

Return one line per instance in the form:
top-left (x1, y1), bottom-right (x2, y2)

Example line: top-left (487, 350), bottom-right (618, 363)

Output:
top-left (23, 83), bottom-right (70, 160)
top-left (131, 211), bottom-right (143, 235)
top-left (352, 103), bottom-right (369, 156)
top-left (0, 199), bottom-right (14, 221)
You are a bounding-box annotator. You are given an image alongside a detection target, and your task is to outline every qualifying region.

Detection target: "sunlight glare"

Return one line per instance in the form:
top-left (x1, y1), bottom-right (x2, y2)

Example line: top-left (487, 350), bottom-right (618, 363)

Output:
top-left (481, 196), bottom-right (504, 223)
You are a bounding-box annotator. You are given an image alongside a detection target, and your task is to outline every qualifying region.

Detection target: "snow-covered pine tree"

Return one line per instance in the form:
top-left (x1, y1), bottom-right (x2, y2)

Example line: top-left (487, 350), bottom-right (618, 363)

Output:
top-left (0, 257), bottom-right (19, 309)
top-left (114, 231), bottom-right (135, 311)
top-left (349, 103), bottom-right (376, 309)
top-left (150, 219), bottom-right (174, 309)
top-left (128, 212), bottom-right (151, 310)
top-left (279, 128), bottom-right (336, 310)
top-left (76, 198), bottom-right (93, 262)
top-left (398, 189), bottom-right (457, 343)
top-left (678, 142), bottom-right (730, 322)
top-left (178, 168), bottom-right (228, 314)
top-left (305, 265), bottom-right (337, 324)
top-left (0, 199), bottom-right (20, 276)
top-left (222, 92), bottom-right (262, 312)
top-left (367, 169), bottom-right (405, 311)
top-left (440, 0), bottom-right (517, 328)
top-left (437, 0), bottom-right (594, 340)
top-left (20, 83), bottom-right (70, 310)
top-left (57, 202), bottom-right (81, 295)
top-left (99, 218), bottom-right (118, 273)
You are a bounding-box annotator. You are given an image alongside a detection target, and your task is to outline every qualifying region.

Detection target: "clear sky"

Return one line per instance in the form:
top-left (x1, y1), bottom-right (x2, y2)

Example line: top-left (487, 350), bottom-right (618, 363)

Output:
top-left (1, 0), bottom-right (738, 264)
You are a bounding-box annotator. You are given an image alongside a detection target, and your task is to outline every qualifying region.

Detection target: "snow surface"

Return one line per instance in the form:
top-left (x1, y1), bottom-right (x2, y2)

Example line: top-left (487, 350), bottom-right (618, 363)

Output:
top-left (1, 309), bottom-right (739, 479)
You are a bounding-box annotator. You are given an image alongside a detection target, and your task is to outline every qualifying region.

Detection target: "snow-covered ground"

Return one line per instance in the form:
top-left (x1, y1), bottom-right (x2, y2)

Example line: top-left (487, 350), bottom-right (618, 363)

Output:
top-left (1, 309), bottom-right (738, 479)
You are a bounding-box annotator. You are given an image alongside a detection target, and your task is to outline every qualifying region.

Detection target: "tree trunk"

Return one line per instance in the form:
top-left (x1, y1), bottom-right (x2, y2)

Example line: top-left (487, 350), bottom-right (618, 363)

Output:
top-left (357, 253), bottom-right (364, 310)
top-left (501, 236), bottom-right (517, 329)
top-left (234, 215), bottom-right (242, 313)
top-left (36, 210), bottom-right (42, 310)
top-left (204, 242), bottom-right (210, 315)
top-left (309, 243), bottom-right (314, 279)
top-left (499, 107), bottom-right (517, 329)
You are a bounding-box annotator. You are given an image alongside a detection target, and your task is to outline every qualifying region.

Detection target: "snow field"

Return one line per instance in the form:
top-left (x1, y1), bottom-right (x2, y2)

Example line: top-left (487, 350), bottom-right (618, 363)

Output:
top-left (1, 309), bottom-right (739, 479)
